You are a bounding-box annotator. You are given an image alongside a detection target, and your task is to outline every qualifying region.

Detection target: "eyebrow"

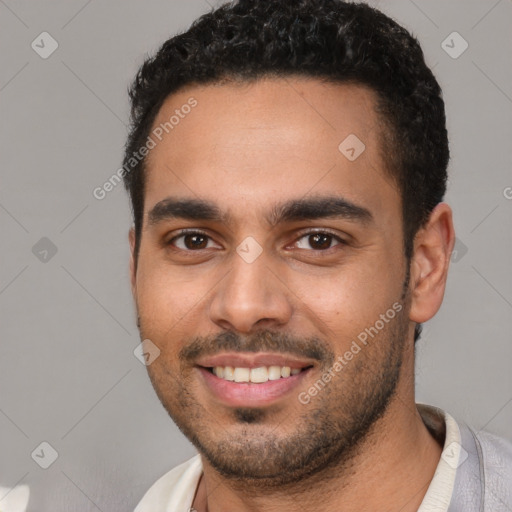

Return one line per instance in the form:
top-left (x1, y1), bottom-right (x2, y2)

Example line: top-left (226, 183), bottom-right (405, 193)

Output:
top-left (147, 195), bottom-right (373, 228)
top-left (267, 195), bottom-right (373, 227)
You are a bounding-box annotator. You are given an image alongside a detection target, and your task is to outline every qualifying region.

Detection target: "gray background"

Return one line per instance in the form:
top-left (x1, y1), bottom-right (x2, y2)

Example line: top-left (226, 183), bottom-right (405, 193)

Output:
top-left (0, 0), bottom-right (511, 510)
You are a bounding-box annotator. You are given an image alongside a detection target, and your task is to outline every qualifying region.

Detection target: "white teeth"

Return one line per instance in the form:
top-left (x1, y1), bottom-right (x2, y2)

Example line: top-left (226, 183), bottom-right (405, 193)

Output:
top-left (250, 367), bottom-right (269, 383)
top-left (268, 366), bottom-right (282, 380)
top-left (234, 367), bottom-right (250, 382)
top-left (212, 365), bottom-right (303, 383)
top-left (223, 366), bottom-right (234, 381)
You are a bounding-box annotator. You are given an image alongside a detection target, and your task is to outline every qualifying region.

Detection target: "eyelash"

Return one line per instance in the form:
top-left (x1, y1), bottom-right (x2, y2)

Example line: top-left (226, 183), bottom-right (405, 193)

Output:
top-left (166, 229), bottom-right (347, 253)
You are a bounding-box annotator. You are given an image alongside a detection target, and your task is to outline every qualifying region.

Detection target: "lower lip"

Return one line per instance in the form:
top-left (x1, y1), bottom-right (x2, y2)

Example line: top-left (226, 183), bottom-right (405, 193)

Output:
top-left (198, 367), bottom-right (311, 407)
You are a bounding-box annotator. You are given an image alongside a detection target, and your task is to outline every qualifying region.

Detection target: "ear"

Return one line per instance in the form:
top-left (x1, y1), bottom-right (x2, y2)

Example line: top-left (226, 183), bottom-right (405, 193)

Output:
top-left (409, 202), bottom-right (455, 324)
top-left (129, 227), bottom-right (137, 297)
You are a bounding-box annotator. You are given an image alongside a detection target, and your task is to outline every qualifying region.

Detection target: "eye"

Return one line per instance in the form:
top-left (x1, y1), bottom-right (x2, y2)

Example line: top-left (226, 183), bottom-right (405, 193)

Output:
top-left (168, 230), bottom-right (218, 251)
top-left (166, 229), bottom-right (346, 253)
top-left (293, 231), bottom-right (345, 251)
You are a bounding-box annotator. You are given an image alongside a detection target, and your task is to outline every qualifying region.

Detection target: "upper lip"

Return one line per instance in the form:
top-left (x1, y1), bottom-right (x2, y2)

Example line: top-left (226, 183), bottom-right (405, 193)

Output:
top-left (195, 352), bottom-right (316, 370)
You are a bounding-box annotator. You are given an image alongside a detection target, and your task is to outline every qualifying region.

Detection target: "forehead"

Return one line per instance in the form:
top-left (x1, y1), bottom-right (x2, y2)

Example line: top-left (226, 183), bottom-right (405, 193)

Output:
top-left (143, 78), bottom-right (399, 226)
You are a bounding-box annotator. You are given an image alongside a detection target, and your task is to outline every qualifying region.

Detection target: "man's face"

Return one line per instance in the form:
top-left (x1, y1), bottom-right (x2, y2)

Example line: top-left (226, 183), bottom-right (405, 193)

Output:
top-left (131, 78), bottom-right (413, 484)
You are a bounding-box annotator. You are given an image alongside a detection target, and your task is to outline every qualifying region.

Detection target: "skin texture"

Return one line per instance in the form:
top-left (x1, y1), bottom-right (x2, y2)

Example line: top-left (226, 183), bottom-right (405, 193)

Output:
top-left (129, 78), bottom-right (455, 512)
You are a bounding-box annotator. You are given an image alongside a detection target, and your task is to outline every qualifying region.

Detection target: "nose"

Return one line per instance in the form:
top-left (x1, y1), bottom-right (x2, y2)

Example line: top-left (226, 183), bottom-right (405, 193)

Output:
top-left (208, 250), bottom-right (293, 334)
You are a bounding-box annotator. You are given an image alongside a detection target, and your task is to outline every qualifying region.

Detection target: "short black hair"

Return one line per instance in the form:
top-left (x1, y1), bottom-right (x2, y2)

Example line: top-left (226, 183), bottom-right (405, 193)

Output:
top-left (123, 0), bottom-right (449, 343)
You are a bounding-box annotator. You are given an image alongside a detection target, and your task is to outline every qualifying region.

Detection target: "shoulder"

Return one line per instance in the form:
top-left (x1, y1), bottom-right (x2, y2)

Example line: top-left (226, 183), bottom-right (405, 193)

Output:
top-left (473, 427), bottom-right (512, 481)
top-left (475, 428), bottom-right (512, 459)
top-left (134, 454), bottom-right (203, 512)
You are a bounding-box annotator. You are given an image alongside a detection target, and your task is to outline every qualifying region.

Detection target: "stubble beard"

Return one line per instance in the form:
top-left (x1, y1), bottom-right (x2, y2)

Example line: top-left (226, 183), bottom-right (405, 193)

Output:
top-left (141, 299), bottom-right (409, 490)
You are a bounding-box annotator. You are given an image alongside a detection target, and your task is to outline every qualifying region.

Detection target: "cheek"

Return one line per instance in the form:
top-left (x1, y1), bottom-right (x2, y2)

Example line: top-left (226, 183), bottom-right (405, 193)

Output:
top-left (134, 258), bottom-right (213, 340)
top-left (289, 253), bottom-right (403, 339)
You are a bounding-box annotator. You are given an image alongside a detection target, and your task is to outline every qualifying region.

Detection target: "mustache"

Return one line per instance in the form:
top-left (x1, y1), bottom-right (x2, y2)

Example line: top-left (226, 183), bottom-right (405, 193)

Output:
top-left (179, 330), bottom-right (334, 365)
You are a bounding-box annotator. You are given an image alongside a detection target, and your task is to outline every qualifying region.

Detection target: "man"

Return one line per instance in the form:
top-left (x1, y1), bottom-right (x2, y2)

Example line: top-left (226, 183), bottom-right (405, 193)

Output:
top-left (122, 1), bottom-right (512, 510)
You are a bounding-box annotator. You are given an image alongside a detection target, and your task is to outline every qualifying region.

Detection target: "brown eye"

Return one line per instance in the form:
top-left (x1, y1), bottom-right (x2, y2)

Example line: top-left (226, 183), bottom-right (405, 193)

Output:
top-left (169, 231), bottom-right (214, 250)
top-left (294, 232), bottom-right (344, 251)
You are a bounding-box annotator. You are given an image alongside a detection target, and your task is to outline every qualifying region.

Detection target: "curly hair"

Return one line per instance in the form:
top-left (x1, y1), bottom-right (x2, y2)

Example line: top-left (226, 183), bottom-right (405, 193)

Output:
top-left (123, 0), bottom-right (449, 343)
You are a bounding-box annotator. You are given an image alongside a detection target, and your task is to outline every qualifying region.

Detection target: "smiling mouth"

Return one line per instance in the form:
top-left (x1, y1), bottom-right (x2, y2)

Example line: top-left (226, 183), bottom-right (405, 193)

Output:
top-left (204, 365), bottom-right (313, 383)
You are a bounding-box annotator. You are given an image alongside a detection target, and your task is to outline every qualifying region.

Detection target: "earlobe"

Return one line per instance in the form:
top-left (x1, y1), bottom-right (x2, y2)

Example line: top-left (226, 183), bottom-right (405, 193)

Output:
top-left (409, 203), bottom-right (455, 324)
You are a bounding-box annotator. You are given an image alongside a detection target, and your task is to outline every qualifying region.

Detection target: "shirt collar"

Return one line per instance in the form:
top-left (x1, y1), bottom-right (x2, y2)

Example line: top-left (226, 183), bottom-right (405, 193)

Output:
top-left (416, 403), bottom-right (461, 511)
